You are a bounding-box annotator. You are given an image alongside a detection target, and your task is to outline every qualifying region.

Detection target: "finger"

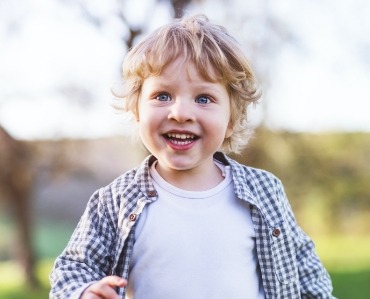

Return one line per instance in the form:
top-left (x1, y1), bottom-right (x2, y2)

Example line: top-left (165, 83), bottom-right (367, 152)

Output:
top-left (101, 275), bottom-right (127, 288)
top-left (85, 276), bottom-right (126, 299)
top-left (88, 283), bottom-right (120, 299)
top-left (81, 291), bottom-right (102, 299)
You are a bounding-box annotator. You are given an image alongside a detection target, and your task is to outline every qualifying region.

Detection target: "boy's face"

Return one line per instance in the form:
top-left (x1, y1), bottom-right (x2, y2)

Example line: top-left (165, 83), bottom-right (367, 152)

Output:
top-left (137, 57), bottom-right (233, 183)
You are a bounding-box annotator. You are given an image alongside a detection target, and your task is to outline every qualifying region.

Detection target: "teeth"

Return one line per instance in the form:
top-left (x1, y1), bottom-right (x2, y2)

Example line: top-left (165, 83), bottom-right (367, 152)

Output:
top-left (167, 133), bottom-right (195, 139)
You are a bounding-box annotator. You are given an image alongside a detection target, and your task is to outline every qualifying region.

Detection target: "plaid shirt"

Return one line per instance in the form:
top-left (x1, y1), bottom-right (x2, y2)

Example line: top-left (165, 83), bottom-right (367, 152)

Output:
top-left (50, 152), bottom-right (334, 299)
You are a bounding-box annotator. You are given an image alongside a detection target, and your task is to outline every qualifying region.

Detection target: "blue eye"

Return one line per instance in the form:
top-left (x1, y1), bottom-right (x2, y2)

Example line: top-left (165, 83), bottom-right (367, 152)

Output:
top-left (196, 95), bottom-right (211, 104)
top-left (156, 93), bottom-right (171, 101)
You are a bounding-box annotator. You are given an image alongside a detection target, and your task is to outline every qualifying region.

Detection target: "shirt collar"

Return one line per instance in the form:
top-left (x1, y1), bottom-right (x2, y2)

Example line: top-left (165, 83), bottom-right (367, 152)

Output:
top-left (136, 152), bottom-right (259, 207)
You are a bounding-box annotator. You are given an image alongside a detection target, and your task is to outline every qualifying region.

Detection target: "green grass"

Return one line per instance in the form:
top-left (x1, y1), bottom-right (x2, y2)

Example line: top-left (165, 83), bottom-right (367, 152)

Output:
top-left (0, 259), bottom-right (52, 299)
top-left (0, 235), bottom-right (369, 298)
top-left (313, 235), bottom-right (370, 299)
top-left (0, 286), bottom-right (49, 299)
top-left (331, 269), bottom-right (370, 299)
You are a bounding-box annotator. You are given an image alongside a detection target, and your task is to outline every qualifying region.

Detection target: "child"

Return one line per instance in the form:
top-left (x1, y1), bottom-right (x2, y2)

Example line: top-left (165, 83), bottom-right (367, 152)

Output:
top-left (50, 14), bottom-right (334, 299)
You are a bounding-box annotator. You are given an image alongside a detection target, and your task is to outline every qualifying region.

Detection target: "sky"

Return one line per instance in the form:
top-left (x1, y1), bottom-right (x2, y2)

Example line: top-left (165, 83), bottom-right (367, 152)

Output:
top-left (265, 0), bottom-right (370, 132)
top-left (0, 0), bottom-right (369, 140)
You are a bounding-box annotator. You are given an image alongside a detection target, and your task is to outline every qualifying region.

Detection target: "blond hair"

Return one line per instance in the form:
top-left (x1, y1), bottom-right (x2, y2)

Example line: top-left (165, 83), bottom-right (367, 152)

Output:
top-left (115, 14), bottom-right (261, 154)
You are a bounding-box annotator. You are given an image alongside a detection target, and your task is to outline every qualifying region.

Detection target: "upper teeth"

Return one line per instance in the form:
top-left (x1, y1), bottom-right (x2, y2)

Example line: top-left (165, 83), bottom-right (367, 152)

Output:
top-left (167, 133), bottom-right (194, 139)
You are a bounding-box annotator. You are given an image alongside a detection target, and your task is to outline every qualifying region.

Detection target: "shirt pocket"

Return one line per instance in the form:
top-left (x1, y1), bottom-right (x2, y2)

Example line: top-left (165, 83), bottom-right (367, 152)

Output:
top-left (270, 224), bottom-right (299, 284)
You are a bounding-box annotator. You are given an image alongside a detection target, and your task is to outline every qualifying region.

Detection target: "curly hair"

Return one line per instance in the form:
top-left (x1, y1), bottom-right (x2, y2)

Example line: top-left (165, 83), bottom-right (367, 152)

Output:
top-left (114, 14), bottom-right (261, 154)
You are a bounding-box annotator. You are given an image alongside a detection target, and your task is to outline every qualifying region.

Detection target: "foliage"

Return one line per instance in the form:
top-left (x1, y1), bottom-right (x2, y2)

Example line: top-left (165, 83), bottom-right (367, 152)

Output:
top-left (314, 235), bottom-right (370, 271)
top-left (233, 129), bottom-right (370, 235)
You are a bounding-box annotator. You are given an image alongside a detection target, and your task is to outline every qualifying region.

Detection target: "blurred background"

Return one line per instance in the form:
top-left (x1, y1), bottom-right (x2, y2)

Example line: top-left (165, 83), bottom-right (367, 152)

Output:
top-left (0, 0), bottom-right (369, 298)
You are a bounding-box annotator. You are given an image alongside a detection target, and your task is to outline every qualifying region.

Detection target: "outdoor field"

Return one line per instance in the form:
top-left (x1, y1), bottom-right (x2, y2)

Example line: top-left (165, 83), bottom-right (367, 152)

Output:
top-left (2, 0), bottom-right (370, 297)
top-left (0, 222), bottom-right (369, 298)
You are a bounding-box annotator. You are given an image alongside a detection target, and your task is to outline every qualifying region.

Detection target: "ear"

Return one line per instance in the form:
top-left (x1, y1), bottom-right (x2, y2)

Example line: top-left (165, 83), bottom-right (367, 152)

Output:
top-left (134, 110), bottom-right (140, 122)
top-left (225, 122), bottom-right (233, 138)
top-left (133, 101), bottom-right (140, 121)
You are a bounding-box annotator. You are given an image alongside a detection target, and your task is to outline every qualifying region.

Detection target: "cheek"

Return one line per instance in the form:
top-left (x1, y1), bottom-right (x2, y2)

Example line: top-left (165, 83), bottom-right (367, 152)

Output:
top-left (136, 105), bottom-right (160, 130)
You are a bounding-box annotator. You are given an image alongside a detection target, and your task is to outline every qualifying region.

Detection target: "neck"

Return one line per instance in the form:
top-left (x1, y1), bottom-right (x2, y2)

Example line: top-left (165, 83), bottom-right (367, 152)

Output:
top-left (155, 161), bottom-right (224, 191)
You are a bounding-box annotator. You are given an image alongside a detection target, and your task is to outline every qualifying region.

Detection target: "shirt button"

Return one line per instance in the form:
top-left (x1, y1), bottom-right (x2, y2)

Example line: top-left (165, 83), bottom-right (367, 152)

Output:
top-left (147, 190), bottom-right (157, 197)
top-left (129, 214), bottom-right (137, 221)
top-left (272, 228), bottom-right (281, 237)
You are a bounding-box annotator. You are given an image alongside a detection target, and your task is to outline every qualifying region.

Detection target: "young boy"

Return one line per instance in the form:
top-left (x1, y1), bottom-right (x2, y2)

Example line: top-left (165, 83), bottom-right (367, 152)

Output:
top-left (50, 14), bottom-right (334, 299)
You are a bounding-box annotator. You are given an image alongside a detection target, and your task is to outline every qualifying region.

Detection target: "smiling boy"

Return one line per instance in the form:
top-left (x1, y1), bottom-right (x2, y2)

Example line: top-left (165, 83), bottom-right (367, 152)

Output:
top-left (50, 14), bottom-right (334, 299)
top-left (137, 56), bottom-right (233, 191)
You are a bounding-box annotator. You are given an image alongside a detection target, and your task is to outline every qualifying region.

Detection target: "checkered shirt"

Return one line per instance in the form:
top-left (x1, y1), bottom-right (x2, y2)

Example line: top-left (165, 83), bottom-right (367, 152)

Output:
top-left (50, 152), bottom-right (334, 298)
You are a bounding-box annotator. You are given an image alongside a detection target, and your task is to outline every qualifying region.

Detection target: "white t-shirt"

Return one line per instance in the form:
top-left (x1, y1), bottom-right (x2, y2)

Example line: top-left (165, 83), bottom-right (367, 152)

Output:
top-left (126, 161), bottom-right (265, 299)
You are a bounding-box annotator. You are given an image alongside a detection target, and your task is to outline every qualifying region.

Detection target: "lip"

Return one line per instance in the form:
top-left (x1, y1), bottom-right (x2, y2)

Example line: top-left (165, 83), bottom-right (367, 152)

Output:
top-left (163, 130), bottom-right (199, 151)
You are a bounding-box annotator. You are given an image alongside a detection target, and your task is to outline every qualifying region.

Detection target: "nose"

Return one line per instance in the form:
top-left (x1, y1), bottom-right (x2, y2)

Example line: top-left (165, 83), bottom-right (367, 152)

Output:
top-left (168, 99), bottom-right (195, 123)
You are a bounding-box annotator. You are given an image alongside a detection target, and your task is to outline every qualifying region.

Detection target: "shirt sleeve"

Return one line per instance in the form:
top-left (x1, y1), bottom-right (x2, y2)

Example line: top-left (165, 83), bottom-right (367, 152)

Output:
top-left (49, 190), bottom-right (117, 299)
top-left (278, 184), bottom-right (335, 298)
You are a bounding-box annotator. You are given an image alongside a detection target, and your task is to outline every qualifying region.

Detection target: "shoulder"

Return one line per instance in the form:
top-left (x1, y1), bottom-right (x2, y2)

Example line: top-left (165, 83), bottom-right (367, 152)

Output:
top-left (101, 155), bottom-right (153, 202)
top-left (224, 154), bottom-right (283, 192)
top-left (87, 155), bottom-right (152, 216)
top-left (222, 154), bottom-right (290, 226)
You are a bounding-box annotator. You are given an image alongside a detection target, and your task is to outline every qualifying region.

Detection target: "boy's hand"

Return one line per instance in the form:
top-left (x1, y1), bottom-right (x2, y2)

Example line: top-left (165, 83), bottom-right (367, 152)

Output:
top-left (81, 276), bottom-right (127, 299)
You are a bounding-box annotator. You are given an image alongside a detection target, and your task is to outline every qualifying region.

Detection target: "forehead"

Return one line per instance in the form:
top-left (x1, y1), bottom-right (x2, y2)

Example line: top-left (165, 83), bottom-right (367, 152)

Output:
top-left (143, 57), bottom-right (227, 91)
top-left (153, 55), bottom-right (224, 83)
top-left (161, 57), bottom-right (201, 79)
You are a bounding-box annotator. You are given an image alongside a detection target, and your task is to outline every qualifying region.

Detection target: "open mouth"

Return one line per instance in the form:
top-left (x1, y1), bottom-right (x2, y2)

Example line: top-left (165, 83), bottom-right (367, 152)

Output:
top-left (164, 133), bottom-right (199, 145)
